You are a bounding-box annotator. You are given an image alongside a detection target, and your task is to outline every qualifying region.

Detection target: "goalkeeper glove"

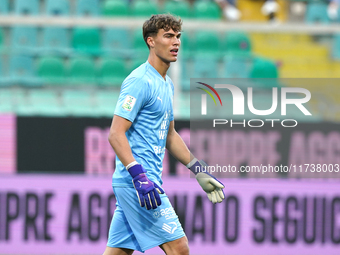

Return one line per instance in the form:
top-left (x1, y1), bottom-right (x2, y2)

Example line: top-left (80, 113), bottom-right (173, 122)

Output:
top-left (128, 164), bottom-right (164, 210)
top-left (189, 159), bottom-right (225, 204)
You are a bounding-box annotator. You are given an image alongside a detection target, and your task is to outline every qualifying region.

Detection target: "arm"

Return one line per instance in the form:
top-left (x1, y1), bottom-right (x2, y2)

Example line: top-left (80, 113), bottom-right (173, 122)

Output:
top-left (166, 120), bottom-right (225, 204)
top-left (166, 120), bottom-right (193, 166)
top-left (108, 114), bottom-right (164, 210)
top-left (108, 114), bottom-right (135, 167)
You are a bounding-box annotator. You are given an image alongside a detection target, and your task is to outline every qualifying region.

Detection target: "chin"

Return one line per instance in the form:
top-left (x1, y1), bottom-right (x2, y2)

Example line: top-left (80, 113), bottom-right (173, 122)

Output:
top-left (170, 57), bottom-right (178, 62)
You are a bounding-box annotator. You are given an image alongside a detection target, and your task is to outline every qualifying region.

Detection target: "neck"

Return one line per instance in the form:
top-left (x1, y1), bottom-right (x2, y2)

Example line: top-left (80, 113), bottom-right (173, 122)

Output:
top-left (147, 54), bottom-right (170, 80)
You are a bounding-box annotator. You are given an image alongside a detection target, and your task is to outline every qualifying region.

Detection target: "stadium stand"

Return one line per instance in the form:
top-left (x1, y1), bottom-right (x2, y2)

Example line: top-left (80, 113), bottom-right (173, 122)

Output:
top-left (69, 56), bottom-right (96, 84)
top-left (23, 89), bottom-right (63, 116)
top-left (0, 0), bottom-right (9, 15)
top-left (102, 28), bottom-right (131, 57)
top-left (45, 0), bottom-right (70, 16)
top-left (102, 0), bottom-right (130, 16)
top-left (11, 26), bottom-right (38, 55)
top-left (163, 0), bottom-right (192, 18)
top-left (332, 34), bottom-right (340, 60)
top-left (37, 56), bottom-right (66, 84)
top-left (62, 89), bottom-right (95, 116)
top-left (72, 27), bottom-right (102, 55)
top-left (223, 31), bottom-right (252, 54)
top-left (194, 31), bottom-right (221, 58)
top-left (0, 0), bottom-right (339, 117)
top-left (42, 27), bottom-right (70, 55)
top-left (14, 0), bottom-right (40, 15)
top-left (131, 0), bottom-right (159, 17)
top-left (98, 58), bottom-right (128, 87)
top-left (9, 55), bottom-right (36, 86)
top-left (305, 1), bottom-right (329, 23)
top-left (193, 0), bottom-right (221, 19)
top-left (76, 0), bottom-right (100, 16)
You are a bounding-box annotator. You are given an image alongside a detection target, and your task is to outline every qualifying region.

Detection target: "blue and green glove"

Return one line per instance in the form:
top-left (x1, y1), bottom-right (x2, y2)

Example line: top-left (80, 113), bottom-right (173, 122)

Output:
top-left (189, 159), bottom-right (225, 204)
top-left (128, 164), bottom-right (164, 210)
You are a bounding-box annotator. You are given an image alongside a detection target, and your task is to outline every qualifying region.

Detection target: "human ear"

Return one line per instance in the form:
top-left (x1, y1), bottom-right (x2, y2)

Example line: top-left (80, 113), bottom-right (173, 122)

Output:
top-left (147, 37), bottom-right (155, 48)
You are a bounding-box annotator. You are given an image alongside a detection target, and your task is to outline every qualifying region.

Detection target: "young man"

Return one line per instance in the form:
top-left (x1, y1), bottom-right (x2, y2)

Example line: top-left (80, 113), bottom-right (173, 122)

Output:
top-left (104, 14), bottom-right (225, 255)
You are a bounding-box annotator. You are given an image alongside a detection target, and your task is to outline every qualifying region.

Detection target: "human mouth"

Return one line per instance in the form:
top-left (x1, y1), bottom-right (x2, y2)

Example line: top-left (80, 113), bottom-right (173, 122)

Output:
top-left (170, 48), bottom-right (178, 56)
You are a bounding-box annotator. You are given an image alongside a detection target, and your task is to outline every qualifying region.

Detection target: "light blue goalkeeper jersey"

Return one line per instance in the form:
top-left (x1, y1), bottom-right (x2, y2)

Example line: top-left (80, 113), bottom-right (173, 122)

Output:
top-left (112, 61), bottom-right (174, 188)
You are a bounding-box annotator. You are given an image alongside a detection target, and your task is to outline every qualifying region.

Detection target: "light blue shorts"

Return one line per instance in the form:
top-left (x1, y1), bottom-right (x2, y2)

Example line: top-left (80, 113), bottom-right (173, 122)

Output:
top-left (107, 186), bottom-right (185, 253)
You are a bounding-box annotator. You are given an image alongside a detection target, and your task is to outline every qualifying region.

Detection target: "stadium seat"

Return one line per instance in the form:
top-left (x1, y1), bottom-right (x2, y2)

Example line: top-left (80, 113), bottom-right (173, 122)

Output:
top-left (69, 57), bottom-right (96, 84)
top-left (11, 26), bottom-right (38, 54)
top-left (62, 90), bottom-right (95, 116)
top-left (102, 28), bottom-right (131, 57)
top-left (180, 58), bottom-right (192, 91)
top-left (223, 53), bottom-right (254, 78)
top-left (76, 0), bottom-right (100, 16)
top-left (250, 57), bottom-right (278, 79)
top-left (132, 29), bottom-right (149, 58)
top-left (249, 57), bottom-right (279, 88)
top-left (179, 32), bottom-right (193, 58)
top-left (180, 56), bottom-right (218, 91)
top-left (0, 28), bottom-right (4, 51)
top-left (163, 0), bottom-right (191, 18)
top-left (250, 58), bottom-right (278, 79)
top-left (131, 0), bottom-right (159, 17)
top-left (72, 28), bottom-right (101, 55)
top-left (37, 57), bottom-right (66, 84)
top-left (332, 34), bottom-right (340, 60)
top-left (42, 27), bottom-right (70, 55)
top-left (129, 59), bottom-right (146, 73)
top-left (9, 55), bottom-right (37, 86)
top-left (102, 0), bottom-right (129, 16)
top-left (0, 0), bottom-right (9, 14)
top-left (223, 31), bottom-right (252, 54)
top-left (25, 89), bottom-right (64, 116)
top-left (14, 0), bottom-right (39, 15)
top-left (95, 90), bottom-right (120, 116)
top-left (194, 31), bottom-right (221, 57)
top-left (0, 56), bottom-right (7, 86)
top-left (98, 59), bottom-right (128, 87)
top-left (305, 2), bottom-right (329, 23)
top-left (45, 0), bottom-right (70, 16)
top-left (193, 0), bottom-right (221, 19)
top-left (193, 56), bottom-right (218, 78)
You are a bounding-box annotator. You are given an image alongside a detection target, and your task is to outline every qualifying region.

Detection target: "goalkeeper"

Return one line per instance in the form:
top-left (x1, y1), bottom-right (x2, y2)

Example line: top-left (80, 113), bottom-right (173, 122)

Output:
top-left (104, 14), bottom-right (225, 255)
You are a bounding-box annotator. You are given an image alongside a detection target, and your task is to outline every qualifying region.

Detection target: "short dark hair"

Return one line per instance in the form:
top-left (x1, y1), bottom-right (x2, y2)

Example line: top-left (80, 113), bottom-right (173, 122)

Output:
top-left (142, 14), bottom-right (182, 49)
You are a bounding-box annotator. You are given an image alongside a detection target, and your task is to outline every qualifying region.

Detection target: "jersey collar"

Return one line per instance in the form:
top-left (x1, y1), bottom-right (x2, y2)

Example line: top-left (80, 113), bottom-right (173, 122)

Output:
top-left (146, 61), bottom-right (168, 82)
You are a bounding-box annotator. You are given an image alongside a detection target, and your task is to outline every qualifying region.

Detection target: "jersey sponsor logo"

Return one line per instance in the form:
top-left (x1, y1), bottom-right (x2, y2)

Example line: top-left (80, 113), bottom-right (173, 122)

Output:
top-left (159, 130), bottom-right (166, 140)
top-left (162, 222), bottom-right (177, 234)
top-left (154, 146), bottom-right (165, 154)
top-left (153, 211), bottom-right (161, 219)
top-left (160, 207), bottom-right (177, 220)
top-left (122, 95), bottom-right (136, 111)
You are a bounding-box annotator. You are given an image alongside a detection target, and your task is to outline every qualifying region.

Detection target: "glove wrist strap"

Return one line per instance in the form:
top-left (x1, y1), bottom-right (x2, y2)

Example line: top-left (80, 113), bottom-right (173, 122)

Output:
top-left (127, 164), bottom-right (146, 178)
top-left (186, 158), bottom-right (198, 169)
top-left (189, 160), bottom-right (207, 175)
top-left (126, 161), bottom-right (138, 170)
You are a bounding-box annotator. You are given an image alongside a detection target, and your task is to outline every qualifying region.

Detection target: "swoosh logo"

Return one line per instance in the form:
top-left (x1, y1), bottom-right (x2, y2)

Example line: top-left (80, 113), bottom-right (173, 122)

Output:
top-left (197, 82), bottom-right (223, 106)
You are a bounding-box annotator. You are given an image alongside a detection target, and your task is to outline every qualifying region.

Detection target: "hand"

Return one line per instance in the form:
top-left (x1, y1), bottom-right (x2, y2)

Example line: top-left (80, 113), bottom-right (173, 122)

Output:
top-left (189, 160), bottom-right (225, 204)
top-left (128, 164), bottom-right (164, 210)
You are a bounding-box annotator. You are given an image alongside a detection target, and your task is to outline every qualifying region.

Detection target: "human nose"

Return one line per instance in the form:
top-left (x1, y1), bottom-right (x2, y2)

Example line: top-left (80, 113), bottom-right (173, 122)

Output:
top-left (174, 37), bottom-right (180, 46)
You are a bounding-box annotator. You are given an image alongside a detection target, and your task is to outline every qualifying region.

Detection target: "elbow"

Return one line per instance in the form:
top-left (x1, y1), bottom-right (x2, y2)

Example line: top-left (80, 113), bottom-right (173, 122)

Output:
top-left (108, 129), bottom-right (118, 147)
